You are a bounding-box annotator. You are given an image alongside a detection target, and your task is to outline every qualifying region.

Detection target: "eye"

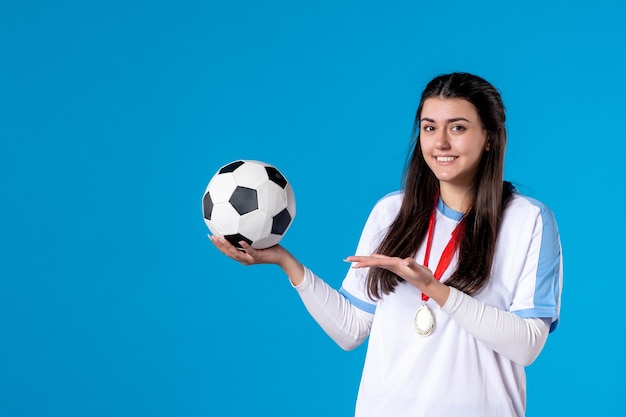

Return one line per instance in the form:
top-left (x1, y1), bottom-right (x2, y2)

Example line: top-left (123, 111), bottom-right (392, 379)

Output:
top-left (422, 125), bottom-right (435, 132)
top-left (451, 125), bottom-right (466, 132)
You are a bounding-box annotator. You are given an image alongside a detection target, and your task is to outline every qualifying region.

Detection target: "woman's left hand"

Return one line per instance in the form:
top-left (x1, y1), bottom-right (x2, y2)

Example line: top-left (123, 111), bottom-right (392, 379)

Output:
top-left (345, 254), bottom-right (451, 305)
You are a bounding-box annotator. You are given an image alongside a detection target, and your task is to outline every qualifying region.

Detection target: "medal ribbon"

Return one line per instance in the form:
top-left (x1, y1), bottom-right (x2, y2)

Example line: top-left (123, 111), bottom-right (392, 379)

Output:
top-left (421, 200), bottom-right (465, 302)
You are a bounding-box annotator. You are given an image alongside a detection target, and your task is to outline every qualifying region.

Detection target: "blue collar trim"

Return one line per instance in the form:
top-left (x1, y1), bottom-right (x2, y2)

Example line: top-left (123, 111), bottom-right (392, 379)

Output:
top-left (437, 197), bottom-right (465, 221)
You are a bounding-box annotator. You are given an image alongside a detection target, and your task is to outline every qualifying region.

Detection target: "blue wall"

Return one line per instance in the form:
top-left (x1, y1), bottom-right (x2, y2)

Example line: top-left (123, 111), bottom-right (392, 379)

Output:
top-left (1, 0), bottom-right (624, 415)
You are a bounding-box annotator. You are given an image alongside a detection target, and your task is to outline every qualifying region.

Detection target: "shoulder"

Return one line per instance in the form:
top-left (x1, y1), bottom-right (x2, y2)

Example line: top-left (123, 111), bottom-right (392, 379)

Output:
top-left (505, 192), bottom-right (559, 229)
top-left (356, 191), bottom-right (404, 240)
top-left (501, 192), bottom-right (560, 252)
top-left (369, 190), bottom-right (404, 221)
top-left (374, 190), bottom-right (404, 208)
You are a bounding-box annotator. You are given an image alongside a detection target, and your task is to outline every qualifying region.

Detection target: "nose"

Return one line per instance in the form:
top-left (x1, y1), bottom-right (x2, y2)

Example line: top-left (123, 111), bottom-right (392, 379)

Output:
top-left (434, 130), bottom-right (451, 150)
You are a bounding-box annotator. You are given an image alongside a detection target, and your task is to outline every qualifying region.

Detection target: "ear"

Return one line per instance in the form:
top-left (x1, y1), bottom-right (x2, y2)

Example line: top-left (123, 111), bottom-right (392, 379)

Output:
top-left (485, 139), bottom-right (491, 151)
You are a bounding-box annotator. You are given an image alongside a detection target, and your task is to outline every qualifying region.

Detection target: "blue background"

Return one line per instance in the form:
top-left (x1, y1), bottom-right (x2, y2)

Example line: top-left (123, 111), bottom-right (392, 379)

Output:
top-left (1, 0), bottom-right (624, 415)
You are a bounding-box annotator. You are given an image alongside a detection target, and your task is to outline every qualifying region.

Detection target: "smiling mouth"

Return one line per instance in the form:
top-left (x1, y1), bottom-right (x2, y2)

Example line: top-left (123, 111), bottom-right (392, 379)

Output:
top-left (436, 156), bottom-right (457, 162)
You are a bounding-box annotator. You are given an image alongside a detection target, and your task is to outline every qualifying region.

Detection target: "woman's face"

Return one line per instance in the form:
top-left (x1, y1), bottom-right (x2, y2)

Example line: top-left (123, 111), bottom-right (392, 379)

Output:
top-left (419, 97), bottom-right (489, 190)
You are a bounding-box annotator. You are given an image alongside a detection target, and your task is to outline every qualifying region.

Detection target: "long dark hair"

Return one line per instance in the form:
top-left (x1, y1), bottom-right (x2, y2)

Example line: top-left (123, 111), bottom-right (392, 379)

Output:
top-left (366, 72), bottom-right (514, 299)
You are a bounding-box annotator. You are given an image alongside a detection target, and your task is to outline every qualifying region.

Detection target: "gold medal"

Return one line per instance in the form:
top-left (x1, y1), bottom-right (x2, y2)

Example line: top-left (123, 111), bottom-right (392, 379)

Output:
top-left (414, 304), bottom-right (435, 337)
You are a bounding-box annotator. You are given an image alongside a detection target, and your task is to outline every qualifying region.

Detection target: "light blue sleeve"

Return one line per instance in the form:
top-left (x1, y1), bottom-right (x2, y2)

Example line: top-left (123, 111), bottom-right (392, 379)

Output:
top-left (513, 198), bottom-right (563, 332)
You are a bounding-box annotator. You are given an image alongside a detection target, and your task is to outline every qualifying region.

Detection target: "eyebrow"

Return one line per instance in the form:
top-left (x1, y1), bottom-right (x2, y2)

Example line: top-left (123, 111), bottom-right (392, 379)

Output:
top-left (420, 117), bottom-right (471, 124)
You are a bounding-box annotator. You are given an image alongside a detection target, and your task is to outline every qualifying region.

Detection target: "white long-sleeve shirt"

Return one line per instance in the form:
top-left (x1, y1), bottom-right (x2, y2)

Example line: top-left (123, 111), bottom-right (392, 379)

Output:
top-left (293, 192), bottom-right (562, 417)
top-left (295, 267), bottom-right (550, 364)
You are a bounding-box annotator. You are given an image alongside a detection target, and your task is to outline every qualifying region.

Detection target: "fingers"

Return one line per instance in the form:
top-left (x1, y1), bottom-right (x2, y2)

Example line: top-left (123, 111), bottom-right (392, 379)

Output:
top-left (402, 257), bottom-right (415, 267)
top-left (345, 254), bottom-right (424, 275)
top-left (344, 254), bottom-right (388, 264)
top-left (345, 254), bottom-right (406, 270)
top-left (209, 234), bottom-right (255, 265)
top-left (239, 240), bottom-right (257, 256)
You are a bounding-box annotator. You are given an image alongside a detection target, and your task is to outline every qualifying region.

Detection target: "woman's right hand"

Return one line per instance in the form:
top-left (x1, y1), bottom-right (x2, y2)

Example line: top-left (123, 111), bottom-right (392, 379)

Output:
top-left (209, 235), bottom-right (305, 285)
top-left (209, 235), bottom-right (287, 266)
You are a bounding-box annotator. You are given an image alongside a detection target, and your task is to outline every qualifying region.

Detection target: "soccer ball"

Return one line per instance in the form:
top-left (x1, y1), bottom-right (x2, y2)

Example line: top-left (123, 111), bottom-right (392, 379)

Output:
top-left (202, 160), bottom-right (296, 249)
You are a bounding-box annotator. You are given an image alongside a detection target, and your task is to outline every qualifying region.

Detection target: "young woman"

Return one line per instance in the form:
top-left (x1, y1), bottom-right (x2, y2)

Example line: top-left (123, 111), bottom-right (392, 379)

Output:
top-left (209, 72), bottom-right (563, 417)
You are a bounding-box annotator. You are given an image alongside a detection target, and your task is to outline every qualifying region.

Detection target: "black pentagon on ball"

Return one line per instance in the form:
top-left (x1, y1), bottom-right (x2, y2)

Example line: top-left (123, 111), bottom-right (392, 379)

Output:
top-left (224, 233), bottom-right (253, 250)
top-left (229, 186), bottom-right (258, 215)
top-left (219, 160), bottom-right (245, 174)
top-left (271, 208), bottom-right (292, 235)
top-left (202, 192), bottom-right (213, 220)
top-left (265, 166), bottom-right (288, 188)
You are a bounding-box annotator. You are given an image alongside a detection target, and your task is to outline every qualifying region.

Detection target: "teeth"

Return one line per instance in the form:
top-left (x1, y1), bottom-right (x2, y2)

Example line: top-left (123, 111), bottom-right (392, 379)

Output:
top-left (437, 156), bottom-right (456, 162)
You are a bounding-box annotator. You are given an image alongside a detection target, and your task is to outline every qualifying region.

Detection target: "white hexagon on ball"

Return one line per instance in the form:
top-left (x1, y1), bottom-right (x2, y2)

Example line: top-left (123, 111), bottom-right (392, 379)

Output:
top-left (231, 160), bottom-right (269, 189)
top-left (202, 160), bottom-right (296, 249)
top-left (257, 181), bottom-right (287, 216)
top-left (239, 210), bottom-right (273, 242)
top-left (205, 172), bottom-right (236, 203)
top-left (207, 203), bottom-right (240, 236)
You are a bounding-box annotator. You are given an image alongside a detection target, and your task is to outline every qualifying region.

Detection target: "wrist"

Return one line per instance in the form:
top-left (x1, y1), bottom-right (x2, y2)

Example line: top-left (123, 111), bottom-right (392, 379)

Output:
top-left (424, 280), bottom-right (451, 307)
top-left (278, 249), bottom-right (305, 286)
